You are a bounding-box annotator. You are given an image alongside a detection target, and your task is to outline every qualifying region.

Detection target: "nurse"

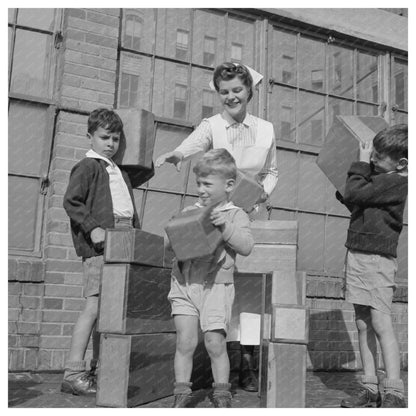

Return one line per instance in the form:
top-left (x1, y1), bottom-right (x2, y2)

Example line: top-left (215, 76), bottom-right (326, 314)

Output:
top-left (156, 62), bottom-right (278, 392)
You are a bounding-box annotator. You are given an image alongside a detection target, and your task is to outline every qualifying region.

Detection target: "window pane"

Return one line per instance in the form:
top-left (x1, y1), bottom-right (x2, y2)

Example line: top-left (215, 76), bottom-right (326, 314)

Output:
top-left (9, 101), bottom-right (47, 176)
top-left (324, 217), bottom-right (349, 274)
top-left (269, 86), bottom-right (296, 142)
top-left (17, 8), bottom-right (55, 31)
top-left (192, 9), bottom-right (226, 66)
top-left (270, 209), bottom-right (296, 221)
top-left (122, 9), bottom-right (156, 54)
top-left (297, 153), bottom-right (326, 211)
top-left (118, 53), bottom-right (151, 110)
top-left (149, 124), bottom-right (191, 193)
top-left (226, 15), bottom-right (255, 67)
top-left (297, 92), bottom-right (325, 146)
top-left (270, 149), bottom-right (298, 209)
top-left (152, 60), bottom-right (189, 120)
top-left (11, 29), bottom-right (54, 98)
top-left (155, 9), bottom-right (191, 60)
top-left (298, 213), bottom-right (325, 272)
top-left (329, 45), bottom-right (353, 98)
top-left (8, 176), bottom-right (39, 251)
top-left (357, 51), bottom-right (378, 102)
top-left (298, 37), bottom-right (325, 92)
top-left (141, 192), bottom-right (182, 236)
top-left (270, 28), bottom-right (297, 86)
top-left (357, 103), bottom-right (378, 116)
top-left (392, 58), bottom-right (408, 111)
top-left (328, 98), bottom-right (353, 127)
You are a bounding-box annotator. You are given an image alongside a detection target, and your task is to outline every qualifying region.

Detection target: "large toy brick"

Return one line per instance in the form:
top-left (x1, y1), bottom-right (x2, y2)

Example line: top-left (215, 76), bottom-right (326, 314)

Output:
top-left (96, 333), bottom-right (175, 407)
top-left (260, 341), bottom-right (306, 407)
top-left (235, 244), bottom-right (296, 274)
top-left (270, 304), bottom-right (309, 344)
top-left (97, 333), bottom-right (212, 407)
top-left (97, 264), bottom-right (174, 334)
top-left (104, 228), bottom-right (173, 268)
top-left (317, 115), bottom-right (388, 195)
top-left (113, 108), bottom-right (155, 170)
top-left (271, 270), bottom-right (306, 306)
top-left (231, 170), bottom-right (264, 211)
top-left (164, 205), bottom-right (222, 261)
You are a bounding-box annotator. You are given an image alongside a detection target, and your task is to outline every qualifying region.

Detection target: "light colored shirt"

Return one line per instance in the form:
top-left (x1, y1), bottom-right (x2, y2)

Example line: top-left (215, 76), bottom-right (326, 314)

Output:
top-left (175, 111), bottom-right (278, 196)
top-left (86, 149), bottom-right (134, 218)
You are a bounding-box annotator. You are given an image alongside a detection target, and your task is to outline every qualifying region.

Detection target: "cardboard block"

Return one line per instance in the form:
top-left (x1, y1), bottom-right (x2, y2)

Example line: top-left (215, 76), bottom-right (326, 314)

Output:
top-left (271, 270), bottom-right (307, 306)
top-left (260, 341), bottom-right (306, 407)
top-left (317, 115), bottom-right (388, 195)
top-left (250, 220), bottom-right (298, 245)
top-left (113, 108), bottom-right (155, 170)
top-left (104, 228), bottom-right (172, 268)
top-left (231, 170), bottom-right (264, 211)
top-left (236, 244), bottom-right (296, 274)
top-left (164, 205), bottom-right (222, 261)
top-left (271, 304), bottom-right (309, 344)
top-left (97, 333), bottom-right (176, 407)
top-left (98, 264), bottom-right (174, 334)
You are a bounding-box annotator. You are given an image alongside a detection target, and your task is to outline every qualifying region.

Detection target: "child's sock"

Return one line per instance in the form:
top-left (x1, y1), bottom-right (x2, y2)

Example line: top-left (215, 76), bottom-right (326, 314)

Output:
top-left (173, 381), bottom-right (192, 395)
top-left (63, 360), bottom-right (86, 380)
top-left (360, 375), bottom-right (379, 395)
top-left (212, 382), bottom-right (232, 398)
top-left (382, 378), bottom-right (405, 397)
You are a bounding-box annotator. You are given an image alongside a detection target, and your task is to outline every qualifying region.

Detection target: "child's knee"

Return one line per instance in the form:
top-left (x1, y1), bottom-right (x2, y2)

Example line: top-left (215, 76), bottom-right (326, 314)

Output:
top-left (176, 333), bottom-right (198, 355)
top-left (204, 331), bottom-right (226, 357)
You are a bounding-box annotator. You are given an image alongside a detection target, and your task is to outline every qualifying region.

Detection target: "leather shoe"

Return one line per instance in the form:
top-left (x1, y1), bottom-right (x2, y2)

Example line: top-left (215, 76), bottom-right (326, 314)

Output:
top-left (381, 393), bottom-right (406, 408)
top-left (239, 369), bottom-right (258, 392)
top-left (61, 372), bottom-right (97, 396)
top-left (212, 393), bottom-right (232, 408)
top-left (172, 393), bottom-right (193, 408)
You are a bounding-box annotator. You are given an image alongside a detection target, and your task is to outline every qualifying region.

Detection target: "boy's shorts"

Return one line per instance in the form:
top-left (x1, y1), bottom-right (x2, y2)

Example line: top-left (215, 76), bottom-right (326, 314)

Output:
top-left (345, 249), bottom-right (397, 314)
top-left (82, 216), bottom-right (133, 298)
top-left (168, 277), bottom-right (235, 333)
top-left (82, 255), bottom-right (104, 297)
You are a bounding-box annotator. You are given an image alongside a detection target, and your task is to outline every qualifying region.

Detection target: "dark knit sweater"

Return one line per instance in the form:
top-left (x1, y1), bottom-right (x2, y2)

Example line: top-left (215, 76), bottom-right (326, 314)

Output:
top-left (63, 157), bottom-right (149, 258)
top-left (337, 161), bottom-right (407, 258)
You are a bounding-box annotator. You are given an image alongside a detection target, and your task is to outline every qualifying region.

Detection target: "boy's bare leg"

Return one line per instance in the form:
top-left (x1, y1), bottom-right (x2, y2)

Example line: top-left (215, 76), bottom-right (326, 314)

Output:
top-left (173, 315), bottom-right (199, 382)
top-left (67, 296), bottom-right (99, 363)
top-left (354, 305), bottom-right (377, 377)
top-left (371, 308), bottom-right (400, 379)
top-left (204, 330), bottom-right (229, 383)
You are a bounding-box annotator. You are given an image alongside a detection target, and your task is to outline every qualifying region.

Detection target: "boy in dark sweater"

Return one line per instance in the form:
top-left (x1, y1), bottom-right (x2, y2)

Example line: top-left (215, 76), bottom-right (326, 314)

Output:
top-left (61, 108), bottom-right (152, 395)
top-left (337, 124), bottom-right (408, 408)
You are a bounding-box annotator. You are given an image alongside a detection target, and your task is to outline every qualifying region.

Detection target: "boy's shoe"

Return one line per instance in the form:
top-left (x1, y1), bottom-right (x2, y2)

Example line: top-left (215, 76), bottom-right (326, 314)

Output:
top-left (61, 372), bottom-right (97, 396)
top-left (381, 393), bottom-right (406, 408)
top-left (212, 393), bottom-right (232, 408)
top-left (340, 389), bottom-right (381, 408)
top-left (239, 369), bottom-right (258, 392)
top-left (172, 393), bottom-right (193, 408)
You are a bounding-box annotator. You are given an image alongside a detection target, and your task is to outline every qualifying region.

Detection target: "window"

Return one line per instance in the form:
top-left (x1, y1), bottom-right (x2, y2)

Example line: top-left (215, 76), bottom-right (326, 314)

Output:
top-left (203, 36), bottom-right (216, 67)
top-left (311, 69), bottom-right (324, 91)
top-left (176, 29), bottom-right (189, 60)
top-left (8, 8), bottom-right (59, 256)
top-left (231, 43), bottom-right (242, 62)
top-left (119, 54), bottom-right (142, 108)
top-left (124, 13), bottom-right (143, 50)
top-left (174, 84), bottom-right (187, 119)
top-left (202, 89), bottom-right (215, 118)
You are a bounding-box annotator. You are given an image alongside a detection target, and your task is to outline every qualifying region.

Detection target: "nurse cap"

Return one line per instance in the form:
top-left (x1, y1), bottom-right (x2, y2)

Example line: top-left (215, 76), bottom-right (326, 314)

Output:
top-left (209, 63), bottom-right (263, 91)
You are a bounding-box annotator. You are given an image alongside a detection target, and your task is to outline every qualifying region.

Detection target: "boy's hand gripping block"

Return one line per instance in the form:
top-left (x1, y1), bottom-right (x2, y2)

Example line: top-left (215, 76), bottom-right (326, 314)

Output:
top-left (317, 115), bottom-right (388, 195)
top-left (231, 170), bottom-right (264, 211)
top-left (164, 205), bottom-right (223, 262)
top-left (113, 108), bottom-right (155, 170)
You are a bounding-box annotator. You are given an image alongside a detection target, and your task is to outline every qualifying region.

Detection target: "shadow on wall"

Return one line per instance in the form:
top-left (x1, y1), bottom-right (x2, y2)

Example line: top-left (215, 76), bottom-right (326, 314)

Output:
top-left (307, 308), bottom-right (359, 395)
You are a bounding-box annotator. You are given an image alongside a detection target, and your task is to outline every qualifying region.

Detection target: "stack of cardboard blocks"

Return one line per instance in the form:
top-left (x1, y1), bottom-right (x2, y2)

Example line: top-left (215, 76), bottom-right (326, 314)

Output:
top-left (235, 220), bottom-right (308, 408)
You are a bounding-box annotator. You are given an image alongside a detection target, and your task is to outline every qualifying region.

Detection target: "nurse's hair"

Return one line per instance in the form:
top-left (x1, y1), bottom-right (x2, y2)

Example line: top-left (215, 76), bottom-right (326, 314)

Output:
top-left (193, 148), bottom-right (237, 180)
top-left (212, 62), bottom-right (254, 101)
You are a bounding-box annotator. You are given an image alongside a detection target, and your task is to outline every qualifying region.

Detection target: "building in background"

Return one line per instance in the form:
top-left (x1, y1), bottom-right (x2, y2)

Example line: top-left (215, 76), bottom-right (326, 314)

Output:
top-left (8, 8), bottom-right (408, 372)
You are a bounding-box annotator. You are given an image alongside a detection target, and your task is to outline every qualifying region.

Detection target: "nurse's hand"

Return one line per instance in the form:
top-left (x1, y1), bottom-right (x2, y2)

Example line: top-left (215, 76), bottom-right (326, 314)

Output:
top-left (255, 191), bottom-right (269, 204)
top-left (155, 151), bottom-right (184, 171)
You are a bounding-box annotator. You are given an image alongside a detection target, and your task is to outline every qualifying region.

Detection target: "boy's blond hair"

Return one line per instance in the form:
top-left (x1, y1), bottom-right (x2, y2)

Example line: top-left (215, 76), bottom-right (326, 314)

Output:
top-left (193, 148), bottom-right (237, 180)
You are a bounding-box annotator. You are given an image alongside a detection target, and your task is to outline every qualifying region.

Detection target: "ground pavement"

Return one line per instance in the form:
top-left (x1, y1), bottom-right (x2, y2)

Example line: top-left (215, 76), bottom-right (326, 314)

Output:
top-left (8, 370), bottom-right (408, 408)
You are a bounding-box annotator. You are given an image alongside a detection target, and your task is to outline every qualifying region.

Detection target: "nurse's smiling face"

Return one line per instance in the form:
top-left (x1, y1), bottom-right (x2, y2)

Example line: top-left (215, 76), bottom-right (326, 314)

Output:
top-left (218, 77), bottom-right (250, 123)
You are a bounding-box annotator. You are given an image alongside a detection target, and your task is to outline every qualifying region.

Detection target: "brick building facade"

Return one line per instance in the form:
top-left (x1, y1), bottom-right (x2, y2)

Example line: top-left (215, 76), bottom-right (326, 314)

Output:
top-left (8, 8), bottom-right (408, 371)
